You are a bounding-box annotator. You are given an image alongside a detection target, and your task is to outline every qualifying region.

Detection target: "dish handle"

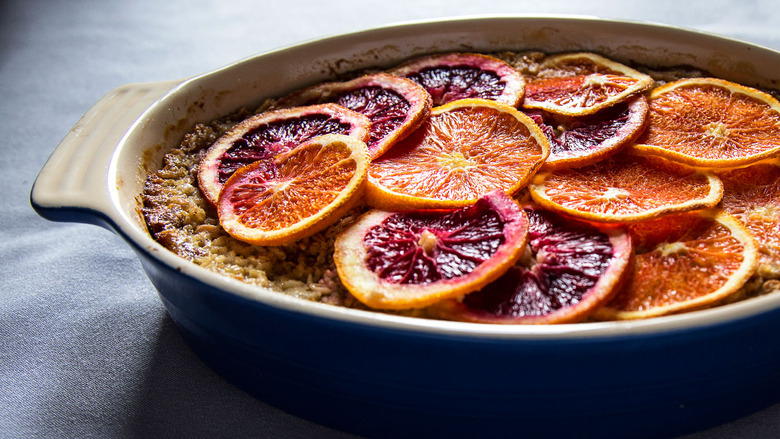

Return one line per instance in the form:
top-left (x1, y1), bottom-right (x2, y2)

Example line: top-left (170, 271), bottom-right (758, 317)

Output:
top-left (30, 80), bottom-right (181, 230)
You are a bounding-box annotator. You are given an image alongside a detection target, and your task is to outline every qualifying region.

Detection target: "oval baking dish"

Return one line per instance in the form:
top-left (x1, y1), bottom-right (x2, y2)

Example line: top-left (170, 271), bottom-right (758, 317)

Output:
top-left (31, 16), bottom-right (780, 439)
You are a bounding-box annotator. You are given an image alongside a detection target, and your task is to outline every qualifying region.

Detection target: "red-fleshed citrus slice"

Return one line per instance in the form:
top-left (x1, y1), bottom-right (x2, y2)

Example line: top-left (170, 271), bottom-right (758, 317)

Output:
top-left (522, 52), bottom-right (653, 116)
top-left (274, 73), bottom-right (432, 159)
top-left (431, 205), bottom-right (632, 324)
top-left (528, 149), bottom-right (723, 223)
top-left (388, 52), bottom-right (525, 107)
top-left (333, 191), bottom-right (529, 310)
top-left (634, 77), bottom-right (780, 167)
top-left (217, 134), bottom-right (369, 246)
top-left (593, 209), bottom-right (758, 320)
top-left (198, 103), bottom-right (370, 206)
top-left (716, 158), bottom-right (780, 278)
top-left (527, 94), bottom-right (648, 170)
top-left (365, 98), bottom-right (550, 211)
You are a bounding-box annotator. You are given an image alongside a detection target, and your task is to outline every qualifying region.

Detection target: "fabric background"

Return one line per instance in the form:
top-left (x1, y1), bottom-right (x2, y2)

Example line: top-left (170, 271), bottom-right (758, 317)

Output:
top-left (2, 0), bottom-right (779, 437)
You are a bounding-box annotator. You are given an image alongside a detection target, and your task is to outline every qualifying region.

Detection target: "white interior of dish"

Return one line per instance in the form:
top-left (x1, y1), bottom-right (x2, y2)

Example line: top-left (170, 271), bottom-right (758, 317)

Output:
top-left (108, 15), bottom-right (780, 338)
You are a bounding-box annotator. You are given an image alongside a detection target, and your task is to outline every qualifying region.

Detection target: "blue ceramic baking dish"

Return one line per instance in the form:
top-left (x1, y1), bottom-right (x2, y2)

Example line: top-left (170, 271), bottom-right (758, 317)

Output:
top-left (31, 15), bottom-right (780, 439)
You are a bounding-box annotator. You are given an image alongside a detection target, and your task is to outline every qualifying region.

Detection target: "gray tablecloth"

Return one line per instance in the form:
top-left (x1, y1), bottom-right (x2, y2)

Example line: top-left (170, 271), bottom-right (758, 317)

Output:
top-left (3, 0), bottom-right (779, 437)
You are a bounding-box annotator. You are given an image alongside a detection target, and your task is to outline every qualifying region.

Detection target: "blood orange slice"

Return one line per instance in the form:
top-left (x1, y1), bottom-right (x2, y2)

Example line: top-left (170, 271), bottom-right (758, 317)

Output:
top-left (528, 150), bottom-right (723, 223)
top-left (217, 134), bottom-right (369, 246)
top-left (716, 158), bottom-right (780, 278)
top-left (527, 94), bottom-right (648, 170)
top-left (634, 77), bottom-right (780, 167)
top-left (522, 53), bottom-right (653, 116)
top-left (389, 52), bottom-right (525, 107)
top-left (275, 73), bottom-right (432, 159)
top-left (198, 104), bottom-right (370, 206)
top-left (594, 209), bottom-right (758, 320)
top-left (333, 191), bottom-right (529, 310)
top-left (366, 98), bottom-right (550, 210)
top-left (431, 206), bottom-right (632, 324)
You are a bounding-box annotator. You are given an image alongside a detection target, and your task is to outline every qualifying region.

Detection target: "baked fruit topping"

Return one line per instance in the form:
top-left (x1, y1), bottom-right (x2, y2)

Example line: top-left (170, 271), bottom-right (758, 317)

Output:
top-left (432, 205), bottom-right (632, 324)
top-left (366, 98), bottom-right (550, 210)
top-left (198, 103), bottom-right (371, 206)
top-left (275, 73), bottom-right (432, 159)
top-left (389, 52), bottom-right (525, 107)
top-left (334, 191), bottom-right (529, 310)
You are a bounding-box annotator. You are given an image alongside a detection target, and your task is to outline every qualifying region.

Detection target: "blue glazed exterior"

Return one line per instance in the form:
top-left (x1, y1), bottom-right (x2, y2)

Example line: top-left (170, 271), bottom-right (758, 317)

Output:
top-left (131, 229), bottom-right (780, 439)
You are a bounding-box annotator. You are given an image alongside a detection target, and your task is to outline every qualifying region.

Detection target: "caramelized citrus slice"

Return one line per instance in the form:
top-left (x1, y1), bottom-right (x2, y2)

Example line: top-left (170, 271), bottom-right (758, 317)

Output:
top-left (217, 134), bottom-right (369, 246)
top-left (365, 98), bottom-right (550, 210)
top-left (634, 77), bottom-right (780, 167)
top-left (198, 104), bottom-right (370, 206)
top-left (523, 53), bottom-right (653, 116)
top-left (275, 73), bottom-right (432, 159)
top-left (334, 191), bottom-right (529, 310)
top-left (528, 94), bottom-right (648, 170)
top-left (389, 52), bottom-right (525, 107)
top-left (431, 206), bottom-right (632, 324)
top-left (594, 209), bottom-right (758, 320)
top-left (529, 150), bottom-right (723, 223)
top-left (534, 52), bottom-right (651, 78)
top-left (717, 158), bottom-right (780, 278)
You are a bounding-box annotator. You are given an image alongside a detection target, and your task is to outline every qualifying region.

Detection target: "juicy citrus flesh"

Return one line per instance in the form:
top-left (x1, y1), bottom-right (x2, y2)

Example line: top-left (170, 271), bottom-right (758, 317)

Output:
top-left (389, 52), bottom-right (525, 107)
top-left (198, 103), bottom-right (370, 206)
top-left (366, 98), bottom-right (550, 210)
top-left (529, 150), bottom-right (724, 223)
top-left (529, 94), bottom-right (648, 170)
top-left (717, 159), bottom-right (780, 278)
top-left (431, 206), bottom-right (633, 324)
top-left (274, 73), bottom-right (432, 159)
top-left (594, 209), bottom-right (758, 320)
top-left (334, 191), bottom-right (529, 310)
top-left (217, 134), bottom-right (369, 246)
top-left (535, 52), bottom-right (653, 78)
top-left (635, 77), bottom-right (780, 167)
top-left (523, 73), bottom-right (653, 116)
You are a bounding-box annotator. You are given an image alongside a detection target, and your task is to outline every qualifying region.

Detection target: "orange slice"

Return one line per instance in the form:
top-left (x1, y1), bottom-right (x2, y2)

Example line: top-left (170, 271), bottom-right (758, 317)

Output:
top-left (634, 77), bottom-right (780, 167)
top-left (365, 98), bottom-right (550, 211)
top-left (389, 52), bottom-right (525, 107)
top-left (274, 73), bottom-right (432, 159)
top-left (528, 150), bottom-right (723, 223)
top-left (522, 52), bottom-right (653, 116)
top-left (198, 104), bottom-right (370, 206)
top-left (716, 158), bottom-right (780, 278)
top-left (334, 191), bottom-right (529, 310)
top-left (430, 205), bottom-right (633, 324)
top-left (593, 209), bottom-right (758, 320)
top-left (217, 134), bottom-right (369, 246)
top-left (528, 94), bottom-right (648, 170)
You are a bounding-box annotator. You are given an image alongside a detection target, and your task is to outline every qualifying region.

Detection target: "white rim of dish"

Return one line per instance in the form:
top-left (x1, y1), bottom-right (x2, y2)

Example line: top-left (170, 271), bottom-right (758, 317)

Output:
top-left (110, 15), bottom-right (780, 340)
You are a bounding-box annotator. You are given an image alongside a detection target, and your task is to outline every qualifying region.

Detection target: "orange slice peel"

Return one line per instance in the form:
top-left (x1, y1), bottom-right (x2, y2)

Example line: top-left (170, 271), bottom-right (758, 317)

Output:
top-left (594, 209), bottom-right (759, 320)
top-left (217, 134), bottom-right (369, 246)
top-left (389, 52), bottom-right (525, 107)
top-left (634, 77), bottom-right (780, 167)
top-left (366, 98), bottom-right (550, 211)
top-left (529, 149), bottom-right (724, 223)
top-left (334, 191), bottom-right (529, 310)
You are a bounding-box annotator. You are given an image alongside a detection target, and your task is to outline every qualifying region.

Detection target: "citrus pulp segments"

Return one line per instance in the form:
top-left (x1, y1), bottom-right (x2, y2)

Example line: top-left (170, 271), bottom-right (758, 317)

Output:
top-left (530, 94), bottom-right (649, 171)
top-left (431, 206), bottom-right (633, 324)
top-left (365, 98), bottom-right (550, 211)
top-left (388, 52), bottom-right (525, 107)
top-left (528, 150), bottom-right (724, 223)
top-left (217, 134), bottom-right (369, 246)
top-left (717, 158), bottom-right (780, 278)
top-left (534, 52), bottom-right (654, 78)
top-left (593, 209), bottom-right (759, 320)
top-left (198, 103), bottom-right (371, 206)
top-left (274, 73), bottom-right (433, 159)
top-left (333, 191), bottom-right (530, 310)
top-left (634, 77), bottom-right (780, 167)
